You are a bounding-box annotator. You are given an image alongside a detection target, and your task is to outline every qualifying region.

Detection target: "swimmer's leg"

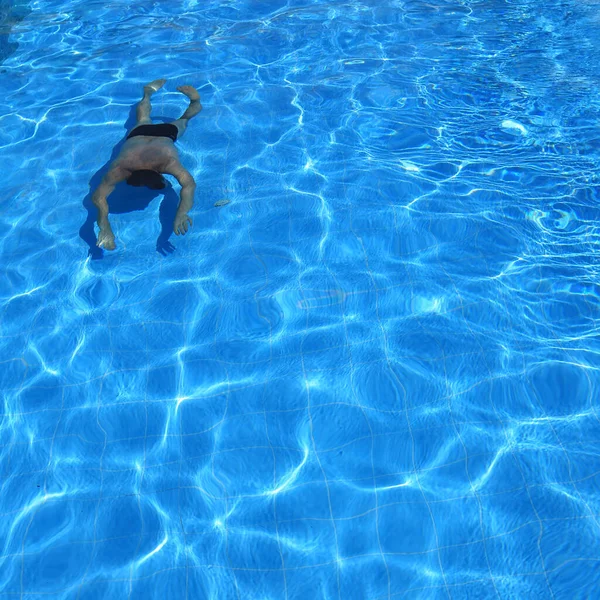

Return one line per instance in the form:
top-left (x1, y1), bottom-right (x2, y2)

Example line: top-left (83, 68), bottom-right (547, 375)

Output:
top-left (172, 85), bottom-right (202, 138)
top-left (135, 78), bottom-right (167, 126)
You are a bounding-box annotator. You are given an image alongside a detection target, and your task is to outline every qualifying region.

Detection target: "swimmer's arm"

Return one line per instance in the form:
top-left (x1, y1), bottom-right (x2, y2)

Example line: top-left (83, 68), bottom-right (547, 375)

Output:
top-left (166, 163), bottom-right (196, 214)
top-left (165, 163), bottom-right (196, 235)
top-left (91, 167), bottom-right (127, 223)
top-left (91, 167), bottom-right (127, 249)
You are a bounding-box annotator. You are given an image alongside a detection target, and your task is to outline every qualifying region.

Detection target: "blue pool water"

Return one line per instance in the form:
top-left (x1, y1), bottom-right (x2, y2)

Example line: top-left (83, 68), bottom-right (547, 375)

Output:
top-left (2, 0), bottom-right (600, 597)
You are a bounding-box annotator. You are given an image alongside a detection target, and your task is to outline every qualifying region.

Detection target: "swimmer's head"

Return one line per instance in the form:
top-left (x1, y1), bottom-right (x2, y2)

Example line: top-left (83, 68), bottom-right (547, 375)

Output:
top-left (126, 170), bottom-right (166, 190)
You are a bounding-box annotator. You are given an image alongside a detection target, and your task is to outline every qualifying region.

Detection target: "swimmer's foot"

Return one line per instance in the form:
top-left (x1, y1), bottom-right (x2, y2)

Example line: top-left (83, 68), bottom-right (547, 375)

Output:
top-left (177, 85), bottom-right (200, 101)
top-left (144, 79), bottom-right (167, 95)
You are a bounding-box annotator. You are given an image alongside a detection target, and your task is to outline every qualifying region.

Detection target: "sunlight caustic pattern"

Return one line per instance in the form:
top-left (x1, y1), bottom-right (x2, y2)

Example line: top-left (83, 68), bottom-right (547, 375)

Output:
top-left (1, 0), bottom-right (600, 598)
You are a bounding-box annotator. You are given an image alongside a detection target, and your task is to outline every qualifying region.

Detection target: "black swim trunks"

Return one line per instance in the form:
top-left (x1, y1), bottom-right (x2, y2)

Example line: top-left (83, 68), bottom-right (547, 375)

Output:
top-left (127, 122), bottom-right (178, 142)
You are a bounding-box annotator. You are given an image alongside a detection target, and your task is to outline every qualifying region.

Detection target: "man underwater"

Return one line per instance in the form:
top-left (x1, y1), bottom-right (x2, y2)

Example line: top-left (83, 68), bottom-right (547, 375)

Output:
top-left (92, 79), bottom-right (201, 250)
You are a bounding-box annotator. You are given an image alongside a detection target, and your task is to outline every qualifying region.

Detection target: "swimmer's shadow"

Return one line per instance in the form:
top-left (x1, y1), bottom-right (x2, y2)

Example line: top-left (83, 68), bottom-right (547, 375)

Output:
top-left (79, 106), bottom-right (179, 258)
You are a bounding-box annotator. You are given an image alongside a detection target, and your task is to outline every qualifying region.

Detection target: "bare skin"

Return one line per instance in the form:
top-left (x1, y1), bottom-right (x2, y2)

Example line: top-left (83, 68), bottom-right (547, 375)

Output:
top-left (92, 79), bottom-right (202, 250)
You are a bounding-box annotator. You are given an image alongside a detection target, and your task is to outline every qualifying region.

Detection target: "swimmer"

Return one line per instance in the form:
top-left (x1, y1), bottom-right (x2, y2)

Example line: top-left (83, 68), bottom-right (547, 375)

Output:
top-left (92, 79), bottom-right (202, 250)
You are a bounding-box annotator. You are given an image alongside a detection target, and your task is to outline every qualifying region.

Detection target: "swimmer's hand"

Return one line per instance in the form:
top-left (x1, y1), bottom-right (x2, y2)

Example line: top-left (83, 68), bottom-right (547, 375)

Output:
top-left (97, 226), bottom-right (116, 251)
top-left (174, 212), bottom-right (193, 236)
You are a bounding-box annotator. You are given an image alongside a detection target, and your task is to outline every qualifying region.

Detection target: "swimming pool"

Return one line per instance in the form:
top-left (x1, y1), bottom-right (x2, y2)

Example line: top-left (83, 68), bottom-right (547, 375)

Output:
top-left (2, 0), bottom-right (600, 597)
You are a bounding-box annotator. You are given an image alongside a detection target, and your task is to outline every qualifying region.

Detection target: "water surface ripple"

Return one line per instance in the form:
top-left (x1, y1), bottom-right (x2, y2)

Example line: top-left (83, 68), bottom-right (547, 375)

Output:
top-left (1, 0), bottom-right (600, 598)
